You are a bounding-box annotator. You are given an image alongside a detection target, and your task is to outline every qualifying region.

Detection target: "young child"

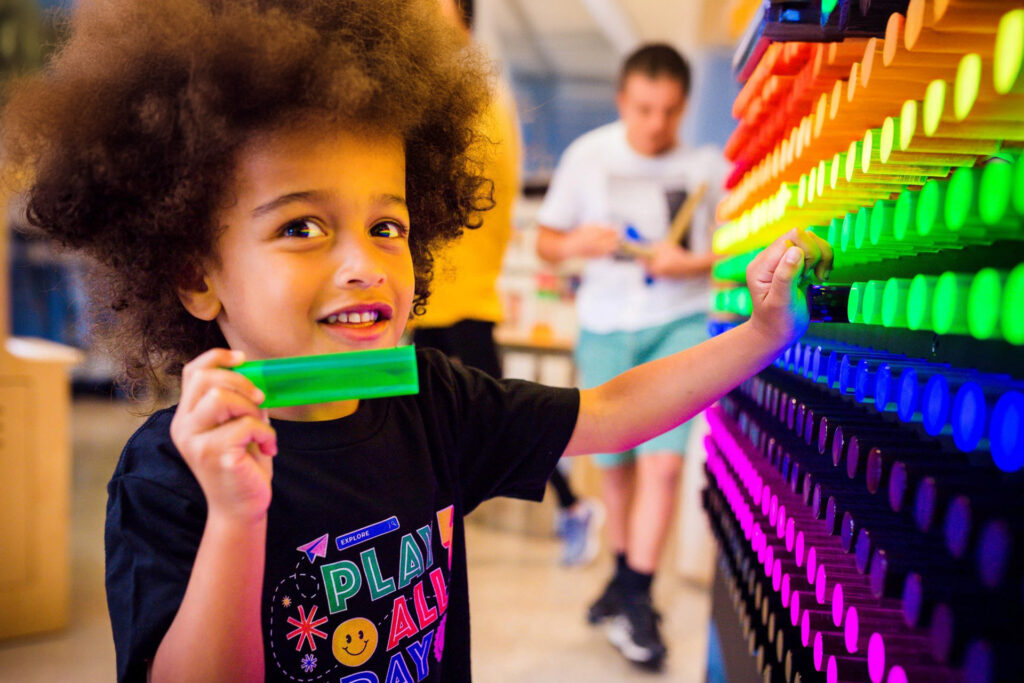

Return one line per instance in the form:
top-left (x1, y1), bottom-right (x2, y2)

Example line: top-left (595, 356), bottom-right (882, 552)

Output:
top-left (1, 1), bottom-right (831, 681)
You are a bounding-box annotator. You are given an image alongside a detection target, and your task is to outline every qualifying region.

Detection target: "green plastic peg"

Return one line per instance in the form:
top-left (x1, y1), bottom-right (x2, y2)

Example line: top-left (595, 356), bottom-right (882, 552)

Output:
top-left (932, 272), bottom-right (973, 335)
top-left (882, 278), bottom-right (912, 329)
top-left (1002, 264), bottom-right (1024, 345)
top-left (978, 157), bottom-right (1017, 225)
top-left (967, 268), bottom-right (1008, 341)
top-left (233, 345), bottom-right (419, 408)
top-left (908, 274), bottom-right (939, 331)
top-left (848, 281), bottom-right (866, 324)
top-left (944, 166), bottom-right (981, 233)
top-left (861, 280), bottom-right (886, 326)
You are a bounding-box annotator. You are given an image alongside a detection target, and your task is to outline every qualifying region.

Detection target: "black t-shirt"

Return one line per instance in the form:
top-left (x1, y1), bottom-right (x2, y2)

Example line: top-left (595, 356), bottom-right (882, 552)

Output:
top-left (105, 349), bottom-right (579, 682)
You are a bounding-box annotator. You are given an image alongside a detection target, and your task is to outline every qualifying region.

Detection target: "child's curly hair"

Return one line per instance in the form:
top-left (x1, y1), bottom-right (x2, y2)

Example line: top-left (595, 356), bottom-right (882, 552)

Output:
top-left (1, 0), bottom-right (494, 396)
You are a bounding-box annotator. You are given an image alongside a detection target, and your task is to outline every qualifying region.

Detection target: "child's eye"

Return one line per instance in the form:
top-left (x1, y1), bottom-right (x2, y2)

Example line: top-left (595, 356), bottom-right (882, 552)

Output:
top-left (280, 218), bottom-right (326, 239)
top-left (369, 220), bottom-right (407, 239)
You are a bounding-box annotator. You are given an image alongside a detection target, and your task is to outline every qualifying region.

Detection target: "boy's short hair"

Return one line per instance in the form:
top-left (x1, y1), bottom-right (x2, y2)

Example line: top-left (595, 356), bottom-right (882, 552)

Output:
top-left (1, 0), bottom-right (493, 396)
top-left (619, 43), bottom-right (691, 96)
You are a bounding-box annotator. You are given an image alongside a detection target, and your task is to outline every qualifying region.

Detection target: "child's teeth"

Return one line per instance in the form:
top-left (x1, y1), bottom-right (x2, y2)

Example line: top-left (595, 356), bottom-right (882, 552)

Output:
top-left (324, 311), bottom-right (380, 324)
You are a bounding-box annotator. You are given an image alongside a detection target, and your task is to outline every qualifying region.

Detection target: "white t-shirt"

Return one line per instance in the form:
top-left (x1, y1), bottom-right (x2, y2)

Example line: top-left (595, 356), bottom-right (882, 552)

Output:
top-left (537, 120), bottom-right (728, 333)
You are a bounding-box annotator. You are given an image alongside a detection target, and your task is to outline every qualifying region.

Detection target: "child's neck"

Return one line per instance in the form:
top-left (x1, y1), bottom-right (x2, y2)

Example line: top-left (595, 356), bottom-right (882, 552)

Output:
top-left (270, 399), bottom-right (359, 422)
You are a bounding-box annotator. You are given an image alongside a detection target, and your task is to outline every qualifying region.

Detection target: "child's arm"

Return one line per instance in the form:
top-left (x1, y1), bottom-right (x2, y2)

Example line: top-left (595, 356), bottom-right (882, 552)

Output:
top-left (563, 228), bottom-right (831, 457)
top-left (151, 349), bottom-right (277, 682)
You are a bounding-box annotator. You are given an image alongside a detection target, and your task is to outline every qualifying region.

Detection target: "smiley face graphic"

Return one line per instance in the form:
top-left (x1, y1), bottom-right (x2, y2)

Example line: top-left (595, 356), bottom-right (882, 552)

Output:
top-left (332, 617), bottom-right (378, 667)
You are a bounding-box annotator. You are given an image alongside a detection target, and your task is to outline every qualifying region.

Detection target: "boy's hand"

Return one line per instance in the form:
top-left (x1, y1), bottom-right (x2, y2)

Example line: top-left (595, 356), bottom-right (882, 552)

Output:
top-left (170, 348), bottom-right (277, 525)
top-left (746, 228), bottom-right (833, 346)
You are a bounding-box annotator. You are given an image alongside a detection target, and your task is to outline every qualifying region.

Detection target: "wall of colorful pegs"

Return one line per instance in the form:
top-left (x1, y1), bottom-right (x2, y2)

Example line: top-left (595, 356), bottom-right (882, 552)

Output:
top-left (705, 3), bottom-right (1024, 683)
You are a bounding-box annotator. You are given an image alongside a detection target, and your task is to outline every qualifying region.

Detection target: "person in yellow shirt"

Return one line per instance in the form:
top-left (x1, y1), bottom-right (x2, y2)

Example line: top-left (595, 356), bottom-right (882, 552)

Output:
top-left (416, 0), bottom-right (604, 567)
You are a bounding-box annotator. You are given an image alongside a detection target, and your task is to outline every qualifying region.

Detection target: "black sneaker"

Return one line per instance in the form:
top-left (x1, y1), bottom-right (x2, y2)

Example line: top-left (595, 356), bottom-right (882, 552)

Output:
top-left (586, 578), bottom-right (623, 624)
top-left (605, 594), bottom-right (666, 670)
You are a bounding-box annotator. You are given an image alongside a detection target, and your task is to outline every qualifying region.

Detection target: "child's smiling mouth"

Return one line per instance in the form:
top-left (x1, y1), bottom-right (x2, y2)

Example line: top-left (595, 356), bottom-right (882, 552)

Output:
top-left (318, 303), bottom-right (394, 340)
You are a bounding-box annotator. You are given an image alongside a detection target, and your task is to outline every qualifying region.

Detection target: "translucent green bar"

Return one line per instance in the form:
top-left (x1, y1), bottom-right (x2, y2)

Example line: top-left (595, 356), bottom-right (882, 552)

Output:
top-left (855, 207), bottom-right (872, 250)
top-left (968, 268), bottom-right (1008, 340)
top-left (923, 80), bottom-right (946, 137)
top-left (933, 272), bottom-right (973, 335)
top-left (978, 157), bottom-right (1016, 225)
top-left (1014, 153), bottom-right (1024, 216)
top-left (713, 248), bottom-right (761, 282)
top-left (894, 190), bottom-right (918, 242)
top-left (1003, 263), bottom-right (1024, 344)
top-left (954, 54), bottom-right (983, 122)
top-left (908, 274), bottom-right (939, 331)
top-left (841, 212), bottom-right (857, 253)
top-left (848, 281), bottom-right (865, 324)
top-left (233, 345), bottom-right (419, 408)
top-left (916, 179), bottom-right (947, 237)
top-left (862, 280), bottom-right (886, 326)
top-left (827, 216), bottom-right (843, 249)
top-left (944, 166), bottom-right (978, 232)
top-left (870, 199), bottom-right (897, 246)
top-left (821, 0), bottom-right (838, 16)
top-left (993, 9), bottom-right (1024, 96)
top-left (882, 278), bottom-right (912, 328)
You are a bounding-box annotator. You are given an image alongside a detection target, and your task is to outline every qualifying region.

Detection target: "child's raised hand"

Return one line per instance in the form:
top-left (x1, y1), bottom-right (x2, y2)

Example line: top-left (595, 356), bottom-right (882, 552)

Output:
top-left (169, 348), bottom-right (278, 525)
top-left (745, 228), bottom-right (833, 346)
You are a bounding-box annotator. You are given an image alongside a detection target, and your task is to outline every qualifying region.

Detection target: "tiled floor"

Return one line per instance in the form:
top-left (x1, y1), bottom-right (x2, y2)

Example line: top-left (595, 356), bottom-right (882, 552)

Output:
top-left (0, 398), bottom-right (711, 682)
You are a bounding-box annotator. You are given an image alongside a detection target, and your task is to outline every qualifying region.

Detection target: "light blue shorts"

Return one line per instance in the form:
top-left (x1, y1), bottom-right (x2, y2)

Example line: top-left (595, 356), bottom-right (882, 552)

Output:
top-left (575, 313), bottom-right (708, 468)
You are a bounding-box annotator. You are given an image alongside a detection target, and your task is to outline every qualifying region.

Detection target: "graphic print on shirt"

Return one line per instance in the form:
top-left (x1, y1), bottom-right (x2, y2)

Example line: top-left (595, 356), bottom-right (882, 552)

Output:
top-left (267, 506), bottom-right (455, 682)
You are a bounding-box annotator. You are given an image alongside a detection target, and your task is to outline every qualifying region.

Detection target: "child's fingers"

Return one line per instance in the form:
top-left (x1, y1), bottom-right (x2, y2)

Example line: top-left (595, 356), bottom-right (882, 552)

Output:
top-left (768, 246), bottom-right (805, 303)
top-left (187, 385), bottom-right (266, 435)
top-left (810, 232), bottom-right (834, 280)
top-left (193, 415), bottom-right (278, 470)
top-left (748, 236), bottom-right (792, 287)
top-left (180, 367), bottom-right (266, 413)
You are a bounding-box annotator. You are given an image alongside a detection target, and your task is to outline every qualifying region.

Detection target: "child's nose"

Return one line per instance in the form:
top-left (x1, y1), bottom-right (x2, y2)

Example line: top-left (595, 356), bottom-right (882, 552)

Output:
top-left (333, 234), bottom-right (386, 289)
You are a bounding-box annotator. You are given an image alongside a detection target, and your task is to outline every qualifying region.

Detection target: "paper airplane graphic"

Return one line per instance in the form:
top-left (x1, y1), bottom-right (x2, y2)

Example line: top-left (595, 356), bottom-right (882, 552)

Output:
top-left (297, 533), bottom-right (329, 563)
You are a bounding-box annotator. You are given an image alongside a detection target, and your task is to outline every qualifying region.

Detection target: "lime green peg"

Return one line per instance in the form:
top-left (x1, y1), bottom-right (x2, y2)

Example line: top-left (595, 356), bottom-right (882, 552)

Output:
top-left (861, 280), bottom-right (886, 326)
top-left (967, 268), bottom-right (1009, 341)
top-left (908, 274), bottom-right (940, 331)
top-left (848, 281), bottom-right (866, 324)
top-left (736, 288), bottom-right (753, 317)
top-left (954, 53), bottom-right (983, 122)
top-left (1013, 153), bottom-right (1024, 217)
top-left (916, 179), bottom-right (960, 244)
top-left (841, 212), bottom-right (858, 256)
top-left (978, 156), bottom-right (1019, 226)
top-left (854, 207), bottom-right (872, 250)
top-left (893, 190), bottom-right (918, 243)
top-left (882, 278), bottom-right (912, 328)
top-left (1002, 264), bottom-right (1024, 345)
top-left (993, 9), bottom-right (1023, 96)
top-left (932, 272), bottom-right (973, 336)
top-left (870, 199), bottom-right (897, 246)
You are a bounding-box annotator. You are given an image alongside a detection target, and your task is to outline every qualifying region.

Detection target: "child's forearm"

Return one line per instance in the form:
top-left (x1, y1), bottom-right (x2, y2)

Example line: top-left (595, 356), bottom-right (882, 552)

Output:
top-left (151, 514), bottom-right (267, 682)
top-left (565, 320), bottom-right (784, 456)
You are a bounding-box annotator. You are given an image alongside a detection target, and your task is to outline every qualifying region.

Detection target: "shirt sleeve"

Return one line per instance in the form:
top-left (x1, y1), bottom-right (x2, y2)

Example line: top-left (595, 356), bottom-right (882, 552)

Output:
top-left (105, 413), bottom-right (206, 682)
top-left (535, 138), bottom-right (587, 231)
top-left (418, 349), bottom-right (580, 513)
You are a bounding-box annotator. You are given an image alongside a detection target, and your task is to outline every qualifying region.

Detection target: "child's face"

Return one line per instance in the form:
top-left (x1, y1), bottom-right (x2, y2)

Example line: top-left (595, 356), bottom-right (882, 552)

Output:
top-left (181, 126), bottom-right (415, 362)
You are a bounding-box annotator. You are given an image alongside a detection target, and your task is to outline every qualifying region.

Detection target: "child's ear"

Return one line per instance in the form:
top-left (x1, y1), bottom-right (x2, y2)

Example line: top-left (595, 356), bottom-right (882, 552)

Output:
top-left (176, 269), bottom-right (222, 321)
